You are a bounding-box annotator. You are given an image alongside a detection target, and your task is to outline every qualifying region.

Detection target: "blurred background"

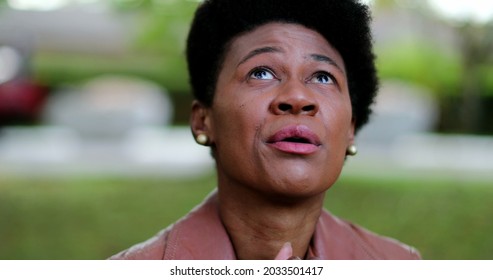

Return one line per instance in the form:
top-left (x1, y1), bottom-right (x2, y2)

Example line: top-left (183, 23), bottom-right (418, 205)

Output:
top-left (0, 0), bottom-right (492, 259)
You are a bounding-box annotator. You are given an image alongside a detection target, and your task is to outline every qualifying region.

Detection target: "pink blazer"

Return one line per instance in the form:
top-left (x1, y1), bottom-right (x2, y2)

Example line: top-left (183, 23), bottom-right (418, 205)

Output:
top-left (110, 190), bottom-right (420, 260)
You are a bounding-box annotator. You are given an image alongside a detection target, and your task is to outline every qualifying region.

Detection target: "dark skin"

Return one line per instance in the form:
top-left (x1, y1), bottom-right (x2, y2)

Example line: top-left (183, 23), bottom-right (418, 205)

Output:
top-left (191, 23), bottom-right (355, 259)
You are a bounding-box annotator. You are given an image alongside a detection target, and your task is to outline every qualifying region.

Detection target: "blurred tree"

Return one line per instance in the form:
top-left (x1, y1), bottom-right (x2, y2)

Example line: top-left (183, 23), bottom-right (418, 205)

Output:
top-left (372, 0), bottom-right (493, 134)
top-left (373, 0), bottom-right (430, 11)
top-left (31, 0), bottom-right (200, 96)
top-left (373, 0), bottom-right (462, 96)
top-left (0, 0), bottom-right (7, 9)
top-left (108, 0), bottom-right (198, 56)
top-left (104, 0), bottom-right (200, 124)
top-left (107, 0), bottom-right (199, 95)
top-left (458, 22), bottom-right (493, 133)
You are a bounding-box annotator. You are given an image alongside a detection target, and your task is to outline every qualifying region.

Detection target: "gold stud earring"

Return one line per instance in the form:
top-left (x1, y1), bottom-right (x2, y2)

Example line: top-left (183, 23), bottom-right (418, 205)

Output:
top-left (347, 145), bottom-right (358, 156)
top-left (196, 134), bottom-right (208, 145)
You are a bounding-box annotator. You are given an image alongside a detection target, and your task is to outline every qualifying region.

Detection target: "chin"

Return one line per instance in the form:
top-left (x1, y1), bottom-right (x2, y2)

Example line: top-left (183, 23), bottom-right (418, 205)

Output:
top-left (258, 162), bottom-right (337, 198)
top-left (266, 175), bottom-right (332, 202)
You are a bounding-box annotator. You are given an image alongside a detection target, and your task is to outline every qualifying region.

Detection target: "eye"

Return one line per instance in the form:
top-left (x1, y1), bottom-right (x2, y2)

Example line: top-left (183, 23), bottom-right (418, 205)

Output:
top-left (249, 68), bottom-right (275, 80)
top-left (311, 72), bottom-right (335, 84)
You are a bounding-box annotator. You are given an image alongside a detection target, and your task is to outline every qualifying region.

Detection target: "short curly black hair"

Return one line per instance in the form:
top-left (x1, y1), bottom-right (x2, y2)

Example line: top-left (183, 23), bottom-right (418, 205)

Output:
top-left (186, 0), bottom-right (378, 132)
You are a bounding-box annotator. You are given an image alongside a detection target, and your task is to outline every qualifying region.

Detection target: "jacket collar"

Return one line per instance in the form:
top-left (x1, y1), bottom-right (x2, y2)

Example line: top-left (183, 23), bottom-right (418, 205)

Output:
top-left (165, 190), bottom-right (325, 259)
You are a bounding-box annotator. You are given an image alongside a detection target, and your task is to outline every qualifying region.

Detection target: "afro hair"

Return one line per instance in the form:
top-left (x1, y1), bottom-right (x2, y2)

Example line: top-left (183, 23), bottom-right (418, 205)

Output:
top-left (186, 0), bottom-right (378, 132)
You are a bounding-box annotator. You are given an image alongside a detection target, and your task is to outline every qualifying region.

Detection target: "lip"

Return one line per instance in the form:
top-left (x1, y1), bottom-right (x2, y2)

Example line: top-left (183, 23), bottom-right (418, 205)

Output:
top-left (266, 125), bottom-right (321, 155)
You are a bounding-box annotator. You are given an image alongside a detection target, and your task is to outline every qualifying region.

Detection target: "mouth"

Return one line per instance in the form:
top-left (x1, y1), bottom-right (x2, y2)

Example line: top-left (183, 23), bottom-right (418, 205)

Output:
top-left (281, 137), bottom-right (313, 144)
top-left (266, 125), bottom-right (321, 155)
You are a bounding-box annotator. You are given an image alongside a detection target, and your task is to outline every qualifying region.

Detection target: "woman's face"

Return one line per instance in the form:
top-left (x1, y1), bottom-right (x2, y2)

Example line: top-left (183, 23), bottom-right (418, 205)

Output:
top-left (198, 23), bottom-right (354, 199)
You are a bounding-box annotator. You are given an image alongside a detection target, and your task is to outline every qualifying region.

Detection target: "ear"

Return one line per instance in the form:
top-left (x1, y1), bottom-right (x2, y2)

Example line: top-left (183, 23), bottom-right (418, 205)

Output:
top-left (190, 100), bottom-right (214, 144)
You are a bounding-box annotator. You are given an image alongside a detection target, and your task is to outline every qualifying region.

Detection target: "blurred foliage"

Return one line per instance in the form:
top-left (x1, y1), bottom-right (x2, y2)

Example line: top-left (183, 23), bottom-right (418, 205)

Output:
top-left (108, 0), bottom-right (199, 94)
top-left (480, 66), bottom-right (493, 92)
top-left (373, 1), bottom-right (493, 98)
top-left (129, 0), bottom-right (198, 56)
top-left (31, 0), bottom-right (199, 95)
top-left (1, 173), bottom-right (492, 259)
top-left (373, 0), bottom-right (493, 134)
top-left (34, 52), bottom-right (188, 94)
top-left (376, 40), bottom-right (463, 96)
top-left (105, 0), bottom-right (199, 57)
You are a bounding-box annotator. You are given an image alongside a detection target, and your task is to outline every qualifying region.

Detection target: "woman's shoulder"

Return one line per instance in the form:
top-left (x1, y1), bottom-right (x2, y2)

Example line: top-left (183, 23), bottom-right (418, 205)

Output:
top-left (108, 227), bottom-right (170, 260)
top-left (315, 210), bottom-right (421, 260)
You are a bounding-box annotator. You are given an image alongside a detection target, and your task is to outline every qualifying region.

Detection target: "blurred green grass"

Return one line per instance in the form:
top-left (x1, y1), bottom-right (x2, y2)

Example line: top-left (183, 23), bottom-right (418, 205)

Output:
top-left (1, 173), bottom-right (492, 259)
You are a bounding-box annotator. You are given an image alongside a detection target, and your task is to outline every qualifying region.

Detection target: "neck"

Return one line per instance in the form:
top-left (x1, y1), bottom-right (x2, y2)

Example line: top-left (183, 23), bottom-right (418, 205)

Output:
top-left (218, 181), bottom-right (325, 260)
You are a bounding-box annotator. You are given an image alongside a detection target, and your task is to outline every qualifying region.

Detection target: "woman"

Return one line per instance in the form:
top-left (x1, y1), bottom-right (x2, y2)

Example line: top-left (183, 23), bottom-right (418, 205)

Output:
top-left (111, 0), bottom-right (420, 260)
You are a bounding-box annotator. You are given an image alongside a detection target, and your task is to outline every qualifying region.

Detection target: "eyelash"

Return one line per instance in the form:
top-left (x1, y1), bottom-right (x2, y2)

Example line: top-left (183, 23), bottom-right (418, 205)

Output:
top-left (310, 71), bottom-right (337, 85)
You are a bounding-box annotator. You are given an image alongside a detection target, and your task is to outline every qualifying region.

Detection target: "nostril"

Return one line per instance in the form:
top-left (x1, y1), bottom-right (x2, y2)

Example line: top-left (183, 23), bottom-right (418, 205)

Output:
top-left (302, 105), bottom-right (316, 112)
top-left (278, 103), bottom-right (292, 112)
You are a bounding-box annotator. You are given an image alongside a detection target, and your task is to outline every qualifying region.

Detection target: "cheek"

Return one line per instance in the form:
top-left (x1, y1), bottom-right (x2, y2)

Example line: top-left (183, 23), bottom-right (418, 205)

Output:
top-left (323, 99), bottom-right (352, 132)
top-left (211, 100), bottom-right (263, 146)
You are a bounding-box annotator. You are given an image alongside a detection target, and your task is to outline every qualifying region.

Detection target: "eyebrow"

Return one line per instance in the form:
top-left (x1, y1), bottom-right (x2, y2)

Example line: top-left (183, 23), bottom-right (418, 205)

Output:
top-left (310, 54), bottom-right (345, 74)
top-left (237, 46), bottom-right (282, 66)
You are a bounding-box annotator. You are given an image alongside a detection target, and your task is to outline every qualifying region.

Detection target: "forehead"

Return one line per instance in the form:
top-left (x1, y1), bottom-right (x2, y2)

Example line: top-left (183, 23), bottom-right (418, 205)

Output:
top-left (224, 22), bottom-right (345, 69)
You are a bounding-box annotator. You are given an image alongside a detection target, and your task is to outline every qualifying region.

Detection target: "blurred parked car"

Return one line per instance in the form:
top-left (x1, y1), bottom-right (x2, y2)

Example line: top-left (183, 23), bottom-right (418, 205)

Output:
top-left (0, 45), bottom-right (48, 126)
top-left (0, 78), bottom-right (48, 126)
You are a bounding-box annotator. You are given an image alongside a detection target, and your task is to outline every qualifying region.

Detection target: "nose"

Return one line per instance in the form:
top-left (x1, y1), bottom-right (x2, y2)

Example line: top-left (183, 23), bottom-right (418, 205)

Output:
top-left (270, 80), bottom-right (319, 116)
